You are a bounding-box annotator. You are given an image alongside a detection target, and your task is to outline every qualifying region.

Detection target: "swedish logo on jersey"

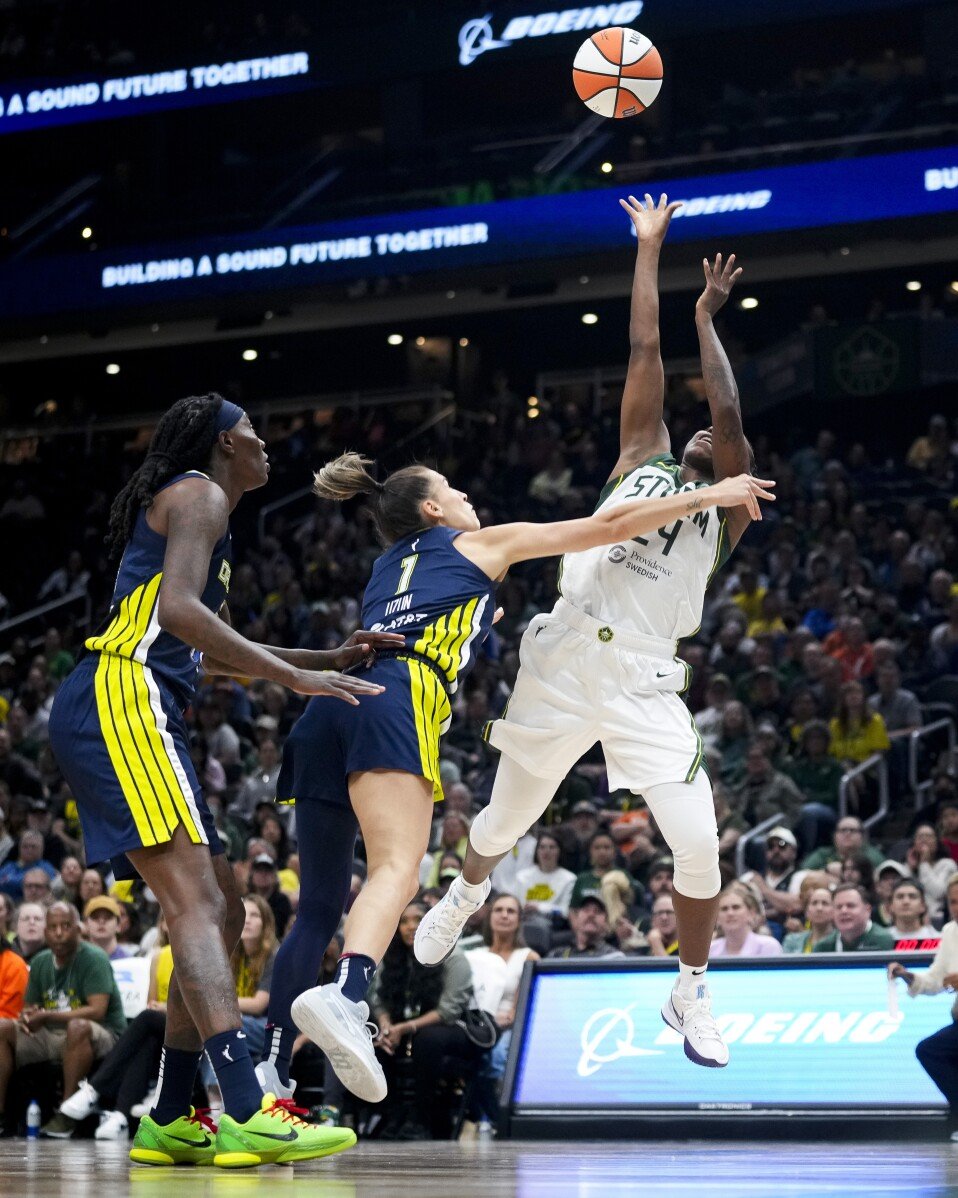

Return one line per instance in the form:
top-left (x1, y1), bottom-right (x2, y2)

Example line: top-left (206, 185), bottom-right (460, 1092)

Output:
top-left (608, 546), bottom-right (627, 564)
top-left (598, 627), bottom-right (614, 643)
top-left (218, 560), bottom-right (231, 590)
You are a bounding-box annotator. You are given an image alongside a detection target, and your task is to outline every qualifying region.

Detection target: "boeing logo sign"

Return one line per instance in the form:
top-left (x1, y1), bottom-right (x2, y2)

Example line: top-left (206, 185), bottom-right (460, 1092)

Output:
top-left (458, 3), bottom-right (643, 66)
top-left (513, 962), bottom-right (953, 1110)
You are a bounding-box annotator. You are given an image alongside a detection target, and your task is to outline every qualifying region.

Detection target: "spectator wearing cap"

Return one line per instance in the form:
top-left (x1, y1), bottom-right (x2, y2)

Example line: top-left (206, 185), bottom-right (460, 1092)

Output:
top-left (783, 721), bottom-right (844, 812)
top-left (889, 876), bottom-right (958, 1138)
top-left (556, 800), bottom-right (601, 874)
top-left (84, 896), bottom-right (131, 961)
top-left (645, 856), bottom-right (674, 900)
top-left (887, 878), bottom-right (938, 942)
top-left (24, 797), bottom-right (67, 870)
top-left (546, 892), bottom-right (624, 960)
top-left (570, 832), bottom-right (635, 927)
top-left (230, 738), bottom-right (282, 826)
top-left (248, 853), bottom-right (292, 938)
top-left (740, 827), bottom-right (804, 930)
top-left (694, 674), bottom-right (734, 750)
top-left (783, 883), bottom-right (835, 953)
top-left (906, 824), bottom-right (957, 925)
top-left (812, 883), bottom-right (895, 951)
top-left (874, 859), bottom-right (911, 925)
top-left (801, 817), bottom-right (884, 872)
top-left (0, 830), bottom-right (57, 900)
top-left (731, 742), bottom-right (804, 830)
top-left (711, 886), bottom-right (783, 957)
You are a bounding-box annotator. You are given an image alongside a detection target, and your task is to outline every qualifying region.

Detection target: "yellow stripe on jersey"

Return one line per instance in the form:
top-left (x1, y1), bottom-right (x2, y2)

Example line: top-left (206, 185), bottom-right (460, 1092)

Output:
top-left (414, 597), bottom-right (479, 686)
top-left (94, 654), bottom-right (161, 846)
top-left (407, 660), bottom-right (445, 802)
top-left (113, 656), bottom-right (176, 838)
top-left (86, 573), bottom-right (162, 658)
top-left (124, 659), bottom-right (202, 842)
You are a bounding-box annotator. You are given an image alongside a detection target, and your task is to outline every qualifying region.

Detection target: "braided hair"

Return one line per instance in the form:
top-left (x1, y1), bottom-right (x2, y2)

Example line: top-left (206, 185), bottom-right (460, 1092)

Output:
top-left (106, 393), bottom-right (225, 558)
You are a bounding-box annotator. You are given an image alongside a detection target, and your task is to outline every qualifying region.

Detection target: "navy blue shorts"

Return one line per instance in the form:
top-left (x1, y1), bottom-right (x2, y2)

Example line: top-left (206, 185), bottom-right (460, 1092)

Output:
top-left (48, 655), bottom-right (223, 877)
top-left (277, 656), bottom-right (451, 808)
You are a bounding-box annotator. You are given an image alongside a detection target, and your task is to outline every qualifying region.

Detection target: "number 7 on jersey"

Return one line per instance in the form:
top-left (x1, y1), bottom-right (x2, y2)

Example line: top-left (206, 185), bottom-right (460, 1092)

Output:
top-left (396, 553), bottom-right (418, 595)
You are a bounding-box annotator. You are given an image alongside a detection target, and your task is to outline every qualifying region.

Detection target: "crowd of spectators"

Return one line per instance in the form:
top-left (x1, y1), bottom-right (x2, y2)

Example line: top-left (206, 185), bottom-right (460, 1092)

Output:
top-left (0, 389), bottom-right (955, 1139)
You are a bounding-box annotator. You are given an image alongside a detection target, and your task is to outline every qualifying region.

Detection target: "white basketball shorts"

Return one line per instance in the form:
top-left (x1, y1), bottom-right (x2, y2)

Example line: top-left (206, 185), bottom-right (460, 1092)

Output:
top-left (485, 598), bottom-right (704, 793)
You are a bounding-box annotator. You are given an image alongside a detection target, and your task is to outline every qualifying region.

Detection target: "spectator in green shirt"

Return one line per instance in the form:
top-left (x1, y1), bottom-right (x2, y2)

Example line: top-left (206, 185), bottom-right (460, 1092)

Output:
top-left (0, 902), bottom-right (125, 1130)
top-left (784, 721), bottom-right (845, 810)
top-left (801, 816), bottom-right (885, 872)
top-left (812, 883), bottom-right (895, 952)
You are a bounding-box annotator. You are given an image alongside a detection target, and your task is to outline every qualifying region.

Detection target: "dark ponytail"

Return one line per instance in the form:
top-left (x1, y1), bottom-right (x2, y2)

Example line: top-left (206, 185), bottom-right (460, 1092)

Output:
top-left (106, 393), bottom-right (225, 558)
top-left (313, 451), bottom-right (434, 547)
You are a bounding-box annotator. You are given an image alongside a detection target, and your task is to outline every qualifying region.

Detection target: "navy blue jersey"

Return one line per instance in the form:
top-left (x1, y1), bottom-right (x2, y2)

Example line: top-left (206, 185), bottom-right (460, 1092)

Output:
top-left (85, 471), bottom-right (232, 709)
top-left (362, 525), bottom-right (495, 695)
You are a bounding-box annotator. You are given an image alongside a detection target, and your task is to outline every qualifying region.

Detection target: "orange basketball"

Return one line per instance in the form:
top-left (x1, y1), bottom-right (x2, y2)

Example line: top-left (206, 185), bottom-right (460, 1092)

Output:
top-left (572, 27), bottom-right (663, 120)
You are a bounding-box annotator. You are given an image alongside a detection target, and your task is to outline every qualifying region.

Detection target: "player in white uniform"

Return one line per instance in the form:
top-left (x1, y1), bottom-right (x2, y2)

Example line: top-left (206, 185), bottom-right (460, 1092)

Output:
top-left (416, 195), bottom-right (763, 1069)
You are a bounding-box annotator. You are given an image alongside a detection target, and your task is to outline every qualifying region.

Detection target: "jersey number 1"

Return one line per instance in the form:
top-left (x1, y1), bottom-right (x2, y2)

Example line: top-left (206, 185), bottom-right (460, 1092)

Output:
top-left (396, 554), bottom-right (418, 594)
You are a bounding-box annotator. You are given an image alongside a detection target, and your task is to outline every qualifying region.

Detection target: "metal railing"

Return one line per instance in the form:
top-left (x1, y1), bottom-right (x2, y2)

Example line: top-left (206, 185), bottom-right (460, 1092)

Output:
top-left (838, 753), bottom-right (890, 830)
top-left (908, 717), bottom-right (957, 799)
top-left (0, 587), bottom-right (92, 648)
top-left (735, 812), bottom-right (784, 878)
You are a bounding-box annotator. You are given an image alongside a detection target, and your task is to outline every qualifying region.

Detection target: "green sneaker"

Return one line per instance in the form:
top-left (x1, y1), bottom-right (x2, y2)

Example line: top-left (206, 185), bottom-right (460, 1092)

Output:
top-left (129, 1107), bottom-right (218, 1166)
top-left (214, 1093), bottom-right (357, 1169)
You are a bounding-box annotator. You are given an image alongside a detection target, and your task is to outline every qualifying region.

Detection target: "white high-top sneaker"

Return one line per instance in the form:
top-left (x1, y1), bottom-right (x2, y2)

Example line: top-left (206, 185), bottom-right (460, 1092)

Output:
top-left (94, 1110), bottom-right (129, 1141)
top-left (414, 876), bottom-right (491, 966)
top-left (292, 984), bottom-right (387, 1103)
top-left (661, 985), bottom-right (730, 1068)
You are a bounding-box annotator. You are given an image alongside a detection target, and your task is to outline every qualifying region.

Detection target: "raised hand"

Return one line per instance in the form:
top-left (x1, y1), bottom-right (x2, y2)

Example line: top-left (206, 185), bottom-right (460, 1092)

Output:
top-left (619, 192), bottom-right (683, 245)
top-left (711, 474), bottom-right (776, 522)
top-left (696, 253), bottom-right (743, 317)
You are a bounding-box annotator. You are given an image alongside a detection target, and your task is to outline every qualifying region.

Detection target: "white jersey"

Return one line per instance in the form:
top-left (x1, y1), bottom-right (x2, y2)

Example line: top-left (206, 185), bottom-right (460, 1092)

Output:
top-left (558, 453), bottom-right (730, 641)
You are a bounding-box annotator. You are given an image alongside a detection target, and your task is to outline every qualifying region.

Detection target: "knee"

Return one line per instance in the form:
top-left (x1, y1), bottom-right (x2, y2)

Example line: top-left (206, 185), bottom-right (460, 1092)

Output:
top-left (369, 858), bottom-right (422, 906)
top-left (66, 1019), bottom-right (91, 1044)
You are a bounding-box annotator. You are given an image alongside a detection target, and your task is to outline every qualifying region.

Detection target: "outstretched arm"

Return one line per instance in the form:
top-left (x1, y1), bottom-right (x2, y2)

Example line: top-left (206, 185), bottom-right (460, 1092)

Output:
top-left (695, 252), bottom-right (752, 548)
top-left (612, 194), bottom-right (683, 478)
top-left (455, 474), bottom-right (774, 578)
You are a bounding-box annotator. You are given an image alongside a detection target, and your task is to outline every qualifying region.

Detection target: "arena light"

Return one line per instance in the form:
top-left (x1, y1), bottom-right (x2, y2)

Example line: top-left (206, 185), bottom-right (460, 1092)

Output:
top-left (527, 408), bottom-right (540, 419)
top-left (600, 161), bottom-right (613, 174)
top-left (579, 275), bottom-right (590, 285)
top-left (446, 290), bottom-right (456, 299)
top-left (905, 280), bottom-right (922, 292)
top-left (950, 282), bottom-right (958, 295)
top-left (386, 333), bottom-right (403, 345)
top-left (739, 297), bottom-right (759, 310)
top-left (528, 396), bottom-right (539, 408)
top-left (105, 363), bottom-right (120, 375)
top-left (581, 312), bottom-right (599, 325)
top-left (415, 336), bottom-right (427, 347)
top-left (81, 226), bottom-right (93, 239)
top-left (242, 348), bottom-right (258, 361)
top-left (458, 337), bottom-right (469, 348)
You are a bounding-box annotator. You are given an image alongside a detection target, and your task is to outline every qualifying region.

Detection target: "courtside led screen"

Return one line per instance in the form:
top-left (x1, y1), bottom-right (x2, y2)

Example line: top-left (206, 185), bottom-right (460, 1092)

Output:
top-left (509, 957), bottom-right (950, 1112)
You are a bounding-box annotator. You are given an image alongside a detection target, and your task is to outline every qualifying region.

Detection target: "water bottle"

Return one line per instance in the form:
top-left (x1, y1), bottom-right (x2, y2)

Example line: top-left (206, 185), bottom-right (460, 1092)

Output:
top-left (26, 1100), bottom-right (41, 1139)
top-left (477, 1119), bottom-right (493, 1141)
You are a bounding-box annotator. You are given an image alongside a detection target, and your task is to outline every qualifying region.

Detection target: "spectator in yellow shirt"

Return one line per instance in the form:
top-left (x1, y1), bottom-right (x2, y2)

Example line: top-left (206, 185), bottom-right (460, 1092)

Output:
top-left (829, 680), bottom-right (891, 765)
top-left (731, 565), bottom-right (767, 627)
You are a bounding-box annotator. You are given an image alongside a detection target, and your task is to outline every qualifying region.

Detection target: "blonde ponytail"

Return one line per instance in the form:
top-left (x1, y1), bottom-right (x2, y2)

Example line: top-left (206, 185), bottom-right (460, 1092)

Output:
top-left (313, 451), bottom-right (384, 502)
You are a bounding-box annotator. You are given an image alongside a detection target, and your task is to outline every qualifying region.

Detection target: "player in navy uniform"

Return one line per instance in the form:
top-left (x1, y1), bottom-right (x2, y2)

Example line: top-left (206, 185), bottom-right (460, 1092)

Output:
top-left (253, 451), bottom-right (773, 1104)
top-left (48, 394), bottom-right (395, 1168)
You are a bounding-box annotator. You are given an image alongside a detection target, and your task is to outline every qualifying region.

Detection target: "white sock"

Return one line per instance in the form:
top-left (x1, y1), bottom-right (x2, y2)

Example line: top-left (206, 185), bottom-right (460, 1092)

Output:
top-left (676, 960), bottom-right (709, 999)
top-left (455, 874), bottom-right (488, 903)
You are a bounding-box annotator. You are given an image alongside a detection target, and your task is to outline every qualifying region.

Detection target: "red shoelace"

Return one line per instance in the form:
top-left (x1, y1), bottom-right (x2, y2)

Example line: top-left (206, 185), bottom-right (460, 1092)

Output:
top-left (188, 1107), bottom-right (218, 1134)
top-left (267, 1098), bottom-right (311, 1127)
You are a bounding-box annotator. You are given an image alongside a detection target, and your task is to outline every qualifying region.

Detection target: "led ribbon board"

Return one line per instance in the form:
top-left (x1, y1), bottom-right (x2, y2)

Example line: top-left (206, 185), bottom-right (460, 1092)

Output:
top-left (508, 956), bottom-right (951, 1112)
top-left (1, 144), bottom-right (957, 319)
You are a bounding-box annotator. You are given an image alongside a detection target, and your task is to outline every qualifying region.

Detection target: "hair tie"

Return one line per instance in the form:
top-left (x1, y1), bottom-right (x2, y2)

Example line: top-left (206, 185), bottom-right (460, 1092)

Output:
top-left (375, 479), bottom-right (386, 494)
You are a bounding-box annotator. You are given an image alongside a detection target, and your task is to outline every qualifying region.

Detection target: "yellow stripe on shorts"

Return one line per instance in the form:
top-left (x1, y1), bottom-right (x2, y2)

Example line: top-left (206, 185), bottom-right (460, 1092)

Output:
top-left (408, 660), bottom-right (445, 803)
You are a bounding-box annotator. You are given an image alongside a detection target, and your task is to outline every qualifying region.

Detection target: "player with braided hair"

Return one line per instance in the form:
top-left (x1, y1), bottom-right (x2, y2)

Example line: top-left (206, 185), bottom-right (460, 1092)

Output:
top-left (48, 393), bottom-right (401, 1168)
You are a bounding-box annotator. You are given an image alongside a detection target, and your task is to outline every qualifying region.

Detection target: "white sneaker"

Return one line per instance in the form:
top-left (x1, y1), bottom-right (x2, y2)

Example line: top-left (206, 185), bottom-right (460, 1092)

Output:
top-left (59, 1079), bottom-right (100, 1121)
top-left (129, 1085), bottom-right (158, 1120)
top-left (414, 876), bottom-right (491, 966)
top-left (291, 983), bottom-right (387, 1104)
top-left (94, 1110), bottom-right (129, 1141)
top-left (661, 986), bottom-right (730, 1068)
top-left (255, 1059), bottom-right (296, 1102)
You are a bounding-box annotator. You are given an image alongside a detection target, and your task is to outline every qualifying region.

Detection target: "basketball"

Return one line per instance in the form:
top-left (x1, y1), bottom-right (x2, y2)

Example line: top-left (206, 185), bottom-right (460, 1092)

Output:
top-left (572, 27), bottom-right (663, 119)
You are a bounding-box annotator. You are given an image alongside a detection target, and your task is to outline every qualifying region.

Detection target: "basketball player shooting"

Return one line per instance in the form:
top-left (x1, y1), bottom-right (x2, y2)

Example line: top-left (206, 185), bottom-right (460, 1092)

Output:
top-left (417, 195), bottom-right (763, 1070)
